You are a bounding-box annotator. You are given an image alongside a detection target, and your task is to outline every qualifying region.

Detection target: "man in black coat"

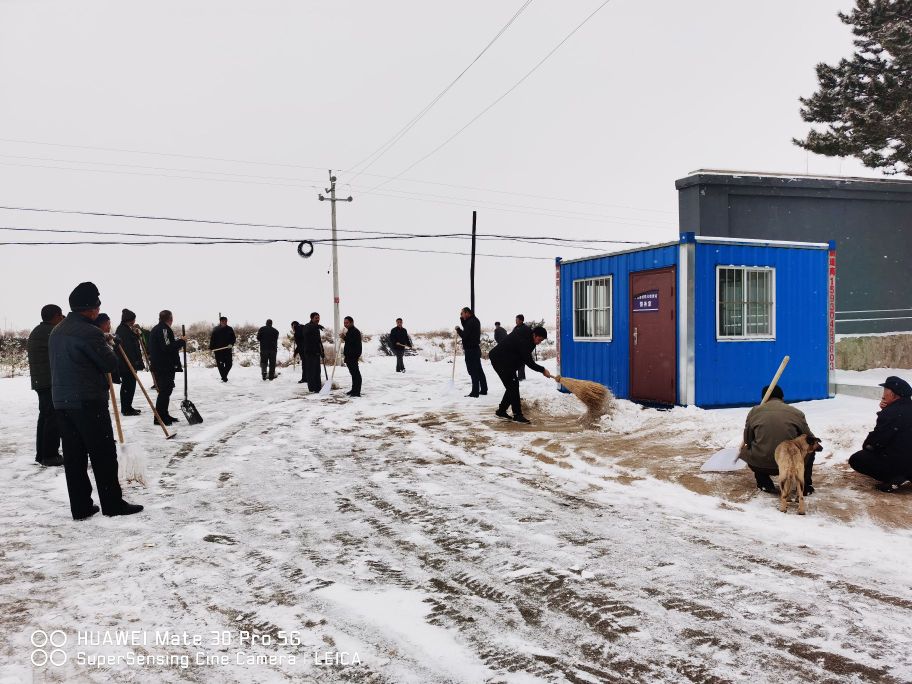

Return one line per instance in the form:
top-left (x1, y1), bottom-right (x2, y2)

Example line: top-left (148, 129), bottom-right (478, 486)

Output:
top-left (389, 318), bottom-right (412, 373)
top-left (849, 376), bottom-right (912, 492)
top-left (210, 316), bottom-right (236, 382)
top-left (493, 321), bottom-right (507, 345)
top-left (49, 282), bottom-right (142, 519)
top-left (291, 321), bottom-right (305, 382)
top-left (488, 324), bottom-right (551, 424)
top-left (27, 303), bottom-right (65, 466)
top-left (456, 306), bottom-right (487, 398)
top-left (300, 312), bottom-right (324, 392)
top-left (257, 319), bottom-right (280, 380)
top-left (148, 309), bottom-right (185, 426)
top-left (114, 308), bottom-right (144, 416)
top-left (342, 316), bottom-right (362, 397)
top-left (513, 314), bottom-right (530, 380)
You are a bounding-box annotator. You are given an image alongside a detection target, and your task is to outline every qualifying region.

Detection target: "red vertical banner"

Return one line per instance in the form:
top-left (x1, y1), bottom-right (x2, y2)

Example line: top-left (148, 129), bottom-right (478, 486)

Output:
top-left (555, 258), bottom-right (561, 376)
top-left (828, 249), bottom-right (836, 371)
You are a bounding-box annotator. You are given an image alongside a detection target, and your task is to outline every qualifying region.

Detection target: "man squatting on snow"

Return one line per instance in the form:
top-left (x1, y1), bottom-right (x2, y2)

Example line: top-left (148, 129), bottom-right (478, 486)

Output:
top-left (488, 323), bottom-right (551, 424)
top-left (48, 282), bottom-right (143, 519)
top-left (739, 385), bottom-right (818, 495)
top-left (849, 375), bottom-right (912, 493)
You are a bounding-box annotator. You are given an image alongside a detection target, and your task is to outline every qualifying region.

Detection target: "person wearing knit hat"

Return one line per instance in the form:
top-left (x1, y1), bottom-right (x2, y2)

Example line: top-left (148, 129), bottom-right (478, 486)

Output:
top-left (115, 309), bottom-right (145, 416)
top-left (49, 282), bottom-right (143, 519)
top-left (93, 313), bottom-right (112, 332)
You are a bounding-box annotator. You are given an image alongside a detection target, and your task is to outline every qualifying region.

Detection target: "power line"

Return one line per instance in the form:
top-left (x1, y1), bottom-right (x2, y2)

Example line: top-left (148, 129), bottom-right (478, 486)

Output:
top-left (364, 0), bottom-right (615, 193)
top-left (347, 0), bottom-right (535, 182)
top-left (0, 205), bottom-right (648, 244)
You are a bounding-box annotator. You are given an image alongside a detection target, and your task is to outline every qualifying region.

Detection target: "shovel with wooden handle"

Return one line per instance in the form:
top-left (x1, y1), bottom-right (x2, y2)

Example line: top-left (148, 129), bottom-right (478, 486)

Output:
top-left (700, 355), bottom-right (790, 472)
top-left (135, 327), bottom-right (158, 392)
top-left (181, 325), bottom-right (204, 425)
top-left (116, 343), bottom-right (175, 439)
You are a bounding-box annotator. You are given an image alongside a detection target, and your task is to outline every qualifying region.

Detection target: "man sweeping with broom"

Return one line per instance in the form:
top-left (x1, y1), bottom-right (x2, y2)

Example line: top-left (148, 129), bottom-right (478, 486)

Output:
top-left (489, 324), bottom-right (551, 424)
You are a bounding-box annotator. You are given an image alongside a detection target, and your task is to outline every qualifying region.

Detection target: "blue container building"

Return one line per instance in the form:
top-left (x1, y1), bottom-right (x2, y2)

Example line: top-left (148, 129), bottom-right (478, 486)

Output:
top-left (555, 233), bottom-right (835, 408)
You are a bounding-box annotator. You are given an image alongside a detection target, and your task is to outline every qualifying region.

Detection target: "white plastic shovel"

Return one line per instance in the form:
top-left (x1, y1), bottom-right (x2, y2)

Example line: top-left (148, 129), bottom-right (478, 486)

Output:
top-left (444, 335), bottom-right (458, 394)
top-left (700, 355), bottom-right (790, 473)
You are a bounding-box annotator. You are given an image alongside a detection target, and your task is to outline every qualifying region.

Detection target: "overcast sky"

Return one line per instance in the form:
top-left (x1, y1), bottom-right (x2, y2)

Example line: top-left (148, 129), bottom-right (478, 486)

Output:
top-left (0, 0), bottom-right (883, 335)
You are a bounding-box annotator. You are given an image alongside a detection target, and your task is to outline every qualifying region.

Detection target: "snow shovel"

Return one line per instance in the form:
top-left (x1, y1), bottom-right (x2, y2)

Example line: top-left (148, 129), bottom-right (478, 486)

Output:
top-left (107, 373), bottom-right (148, 486)
top-left (136, 327), bottom-right (158, 392)
top-left (444, 335), bottom-right (458, 394)
top-left (700, 355), bottom-right (790, 472)
top-left (180, 325), bottom-right (204, 425)
top-left (116, 343), bottom-right (174, 439)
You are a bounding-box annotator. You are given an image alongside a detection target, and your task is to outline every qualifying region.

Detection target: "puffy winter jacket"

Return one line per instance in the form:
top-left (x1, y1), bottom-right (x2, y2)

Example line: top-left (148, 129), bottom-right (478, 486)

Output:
top-left (457, 315), bottom-right (481, 351)
top-left (115, 322), bottom-right (145, 375)
top-left (48, 312), bottom-right (118, 408)
top-left (257, 325), bottom-right (280, 352)
top-left (148, 322), bottom-right (184, 374)
top-left (488, 325), bottom-right (544, 373)
top-left (27, 321), bottom-right (56, 391)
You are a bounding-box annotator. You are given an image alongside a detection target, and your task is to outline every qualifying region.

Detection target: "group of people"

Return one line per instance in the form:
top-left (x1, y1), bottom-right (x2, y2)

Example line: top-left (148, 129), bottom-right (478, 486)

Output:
top-left (738, 376), bottom-right (912, 495)
top-left (289, 313), bottom-right (362, 397)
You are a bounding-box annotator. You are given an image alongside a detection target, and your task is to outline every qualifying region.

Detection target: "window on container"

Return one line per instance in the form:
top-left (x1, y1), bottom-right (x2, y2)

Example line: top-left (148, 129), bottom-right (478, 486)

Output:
top-left (573, 277), bottom-right (612, 340)
top-left (717, 267), bottom-right (775, 339)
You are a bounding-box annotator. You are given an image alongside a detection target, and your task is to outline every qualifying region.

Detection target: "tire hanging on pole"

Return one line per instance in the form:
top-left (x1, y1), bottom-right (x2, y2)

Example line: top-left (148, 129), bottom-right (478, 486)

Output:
top-left (297, 240), bottom-right (314, 259)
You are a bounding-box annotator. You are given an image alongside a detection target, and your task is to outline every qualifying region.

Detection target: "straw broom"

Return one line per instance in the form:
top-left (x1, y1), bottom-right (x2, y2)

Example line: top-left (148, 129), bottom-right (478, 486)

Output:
top-left (107, 373), bottom-right (148, 487)
top-left (553, 375), bottom-right (613, 416)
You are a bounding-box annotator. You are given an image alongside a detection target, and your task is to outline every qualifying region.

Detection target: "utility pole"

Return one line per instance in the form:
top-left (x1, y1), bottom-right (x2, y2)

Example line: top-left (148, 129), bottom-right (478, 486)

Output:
top-left (470, 211), bottom-right (477, 312)
top-left (319, 170), bottom-right (353, 365)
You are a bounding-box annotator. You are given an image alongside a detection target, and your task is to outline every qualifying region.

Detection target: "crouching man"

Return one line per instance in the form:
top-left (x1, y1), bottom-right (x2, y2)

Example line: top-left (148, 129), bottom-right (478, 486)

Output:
top-left (49, 282), bottom-right (143, 519)
top-left (738, 385), bottom-right (818, 494)
top-left (849, 376), bottom-right (912, 493)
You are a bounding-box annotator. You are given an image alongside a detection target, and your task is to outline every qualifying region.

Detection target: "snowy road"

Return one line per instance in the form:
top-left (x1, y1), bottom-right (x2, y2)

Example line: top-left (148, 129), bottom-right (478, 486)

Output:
top-left (2, 359), bottom-right (912, 683)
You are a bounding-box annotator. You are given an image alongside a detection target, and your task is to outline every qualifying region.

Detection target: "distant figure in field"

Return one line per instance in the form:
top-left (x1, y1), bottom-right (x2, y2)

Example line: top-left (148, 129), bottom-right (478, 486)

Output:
top-left (738, 385), bottom-right (818, 495)
top-left (115, 309), bottom-right (144, 416)
top-left (342, 316), bottom-right (363, 397)
top-left (27, 303), bottom-right (65, 466)
top-left (513, 314), bottom-right (530, 380)
top-left (849, 376), bottom-right (912, 492)
top-left (389, 318), bottom-right (413, 373)
top-left (210, 316), bottom-right (236, 382)
top-left (456, 306), bottom-right (487, 398)
top-left (257, 319), bottom-right (280, 381)
top-left (489, 324), bottom-right (550, 424)
top-left (493, 321), bottom-right (507, 345)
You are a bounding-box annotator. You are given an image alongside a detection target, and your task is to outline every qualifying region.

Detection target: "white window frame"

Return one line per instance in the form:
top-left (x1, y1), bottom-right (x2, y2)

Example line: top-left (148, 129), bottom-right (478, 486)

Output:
top-left (572, 276), bottom-right (613, 341)
top-left (715, 266), bottom-right (776, 341)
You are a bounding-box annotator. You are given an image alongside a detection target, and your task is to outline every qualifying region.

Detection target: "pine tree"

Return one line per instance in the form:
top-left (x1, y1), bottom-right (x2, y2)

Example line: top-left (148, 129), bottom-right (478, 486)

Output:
top-left (794, 0), bottom-right (912, 174)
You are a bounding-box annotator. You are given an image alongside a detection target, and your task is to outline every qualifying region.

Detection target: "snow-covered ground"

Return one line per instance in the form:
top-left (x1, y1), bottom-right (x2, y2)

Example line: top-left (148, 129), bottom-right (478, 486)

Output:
top-left (2, 356), bottom-right (912, 683)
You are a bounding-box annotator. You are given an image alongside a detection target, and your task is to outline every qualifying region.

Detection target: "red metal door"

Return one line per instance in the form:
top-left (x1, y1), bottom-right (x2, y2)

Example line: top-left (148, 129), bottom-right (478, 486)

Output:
top-left (630, 267), bottom-right (676, 404)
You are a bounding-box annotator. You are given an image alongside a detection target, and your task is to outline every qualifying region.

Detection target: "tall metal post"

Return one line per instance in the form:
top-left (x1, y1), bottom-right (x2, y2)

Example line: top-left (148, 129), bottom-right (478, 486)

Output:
top-left (319, 170), bottom-right (353, 366)
top-left (470, 210), bottom-right (477, 312)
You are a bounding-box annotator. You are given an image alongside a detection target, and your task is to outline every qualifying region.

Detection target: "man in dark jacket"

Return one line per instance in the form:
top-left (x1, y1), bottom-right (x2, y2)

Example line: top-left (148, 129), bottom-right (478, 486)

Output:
top-left (456, 307), bottom-right (487, 398)
top-left (114, 309), bottom-right (144, 415)
top-left (849, 376), bottom-right (912, 492)
top-left (513, 314), bottom-right (530, 380)
top-left (27, 303), bottom-right (65, 466)
top-left (257, 319), bottom-right (280, 380)
top-left (210, 316), bottom-right (236, 382)
top-left (291, 321), bottom-right (305, 383)
top-left (300, 312), bottom-right (324, 392)
top-left (342, 316), bottom-right (362, 397)
top-left (738, 385), bottom-right (818, 494)
top-left (49, 282), bottom-right (142, 519)
top-left (148, 309), bottom-right (185, 426)
top-left (488, 324), bottom-right (551, 424)
top-left (389, 318), bottom-right (412, 373)
top-left (493, 321), bottom-right (507, 344)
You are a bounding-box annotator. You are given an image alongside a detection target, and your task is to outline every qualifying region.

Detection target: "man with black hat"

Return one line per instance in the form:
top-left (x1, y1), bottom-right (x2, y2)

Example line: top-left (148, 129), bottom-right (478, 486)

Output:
top-left (456, 306), bottom-right (487, 398)
top-left (210, 316), bottom-right (236, 382)
top-left (49, 282), bottom-right (143, 519)
top-left (341, 315), bottom-right (362, 397)
top-left (256, 319), bottom-right (280, 380)
top-left (488, 324), bottom-right (551, 424)
top-left (115, 309), bottom-right (144, 415)
top-left (849, 376), bottom-right (912, 492)
top-left (27, 304), bottom-right (65, 466)
top-left (738, 385), bottom-right (819, 494)
top-left (300, 312), bottom-right (324, 392)
top-left (148, 309), bottom-right (185, 426)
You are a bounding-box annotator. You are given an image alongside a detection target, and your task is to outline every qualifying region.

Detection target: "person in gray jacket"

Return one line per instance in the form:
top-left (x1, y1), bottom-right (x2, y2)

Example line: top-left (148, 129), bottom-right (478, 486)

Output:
top-left (49, 282), bottom-right (143, 519)
top-left (27, 304), bottom-right (65, 466)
